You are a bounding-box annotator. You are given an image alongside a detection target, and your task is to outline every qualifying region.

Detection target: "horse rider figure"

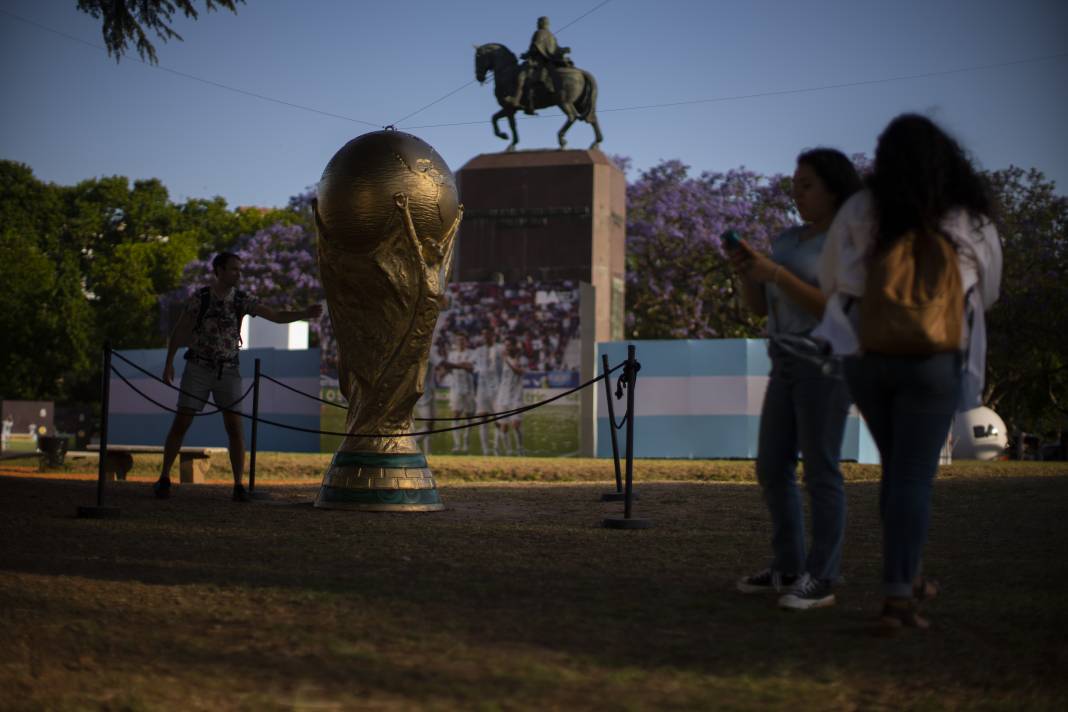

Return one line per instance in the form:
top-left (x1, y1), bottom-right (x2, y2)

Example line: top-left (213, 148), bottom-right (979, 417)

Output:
top-left (507, 16), bottom-right (573, 115)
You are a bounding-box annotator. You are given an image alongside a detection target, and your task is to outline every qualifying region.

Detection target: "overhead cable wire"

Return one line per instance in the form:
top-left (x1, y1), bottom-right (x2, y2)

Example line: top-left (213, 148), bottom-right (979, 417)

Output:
top-left (400, 51), bottom-right (1068, 130)
top-left (593, 51), bottom-right (1068, 114)
top-left (4, 8), bottom-right (1064, 135)
top-left (390, 80), bottom-right (479, 129)
top-left (554, 0), bottom-right (615, 33)
top-left (0, 7), bottom-right (384, 128)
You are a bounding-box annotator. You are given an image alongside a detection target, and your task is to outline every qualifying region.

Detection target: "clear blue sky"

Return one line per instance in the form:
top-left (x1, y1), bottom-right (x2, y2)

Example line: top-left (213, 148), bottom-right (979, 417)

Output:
top-left (2, 0), bottom-right (1066, 208)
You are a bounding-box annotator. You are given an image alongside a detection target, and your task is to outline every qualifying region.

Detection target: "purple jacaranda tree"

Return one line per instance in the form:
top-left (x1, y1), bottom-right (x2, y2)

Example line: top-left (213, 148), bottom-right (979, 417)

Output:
top-left (286, 186), bottom-right (317, 216)
top-left (624, 159), bottom-right (797, 339)
top-left (160, 220), bottom-right (335, 358)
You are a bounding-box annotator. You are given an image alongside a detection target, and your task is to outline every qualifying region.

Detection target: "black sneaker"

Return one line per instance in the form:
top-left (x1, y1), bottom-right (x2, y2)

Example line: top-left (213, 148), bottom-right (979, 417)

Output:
top-left (737, 569), bottom-right (797, 594)
top-left (232, 485), bottom-right (249, 503)
top-left (779, 573), bottom-right (836, 610)
top-left (153, 477), bottom-right (171, 499)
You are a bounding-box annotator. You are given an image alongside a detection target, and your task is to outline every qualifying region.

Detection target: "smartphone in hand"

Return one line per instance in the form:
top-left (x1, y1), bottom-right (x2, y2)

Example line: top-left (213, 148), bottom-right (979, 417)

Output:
top-left (721, 230), bottom-right (744, 251)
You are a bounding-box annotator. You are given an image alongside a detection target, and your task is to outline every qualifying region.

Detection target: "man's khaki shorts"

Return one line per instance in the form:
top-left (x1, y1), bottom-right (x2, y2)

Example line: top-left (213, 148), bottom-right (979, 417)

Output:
top-left (176, 360), bottom-right (244, 413)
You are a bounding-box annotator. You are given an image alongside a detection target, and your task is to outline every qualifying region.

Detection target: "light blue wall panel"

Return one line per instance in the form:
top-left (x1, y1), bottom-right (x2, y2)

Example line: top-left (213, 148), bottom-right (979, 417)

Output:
top-left (596, 340), bottom-right (877, 463)
top-left (108, 348), bottom-right (321, 452)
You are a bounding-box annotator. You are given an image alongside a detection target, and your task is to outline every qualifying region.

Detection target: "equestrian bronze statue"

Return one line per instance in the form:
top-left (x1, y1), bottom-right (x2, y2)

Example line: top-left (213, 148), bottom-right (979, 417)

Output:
top-left (474, 17), bottom-right (603, 151)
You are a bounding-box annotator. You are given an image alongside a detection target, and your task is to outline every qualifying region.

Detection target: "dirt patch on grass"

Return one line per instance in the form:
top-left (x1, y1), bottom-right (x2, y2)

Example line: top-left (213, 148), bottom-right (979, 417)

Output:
top-left (1, 468), bottom-right (1066, 710)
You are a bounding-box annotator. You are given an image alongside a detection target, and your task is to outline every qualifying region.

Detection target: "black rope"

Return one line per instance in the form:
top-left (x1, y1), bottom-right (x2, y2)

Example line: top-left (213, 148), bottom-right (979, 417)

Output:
top-left (610, 359), bottom-right (641, 430)
top-left (261, 372), bottom-right (348, 410)
top-left (230, 368), bottom-right (617, 438)
top-left (112, 348), bottom-right (626, 438)
top-left (260, 361), bottom-right (626, 422)
top-left (110, 350), bottom-right (246, 406)
top-left (110, 365), bottom-right (254, 416)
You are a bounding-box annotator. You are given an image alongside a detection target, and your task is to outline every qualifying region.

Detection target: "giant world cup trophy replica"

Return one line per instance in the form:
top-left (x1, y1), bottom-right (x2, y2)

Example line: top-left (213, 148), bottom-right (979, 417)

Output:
top-left (312, 130), bottom-right (462, 511)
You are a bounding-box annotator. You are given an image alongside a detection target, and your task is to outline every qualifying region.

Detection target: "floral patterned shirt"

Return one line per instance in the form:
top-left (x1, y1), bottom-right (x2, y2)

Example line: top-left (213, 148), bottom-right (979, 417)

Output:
top-left (184, 287), bottom-right (259, 365)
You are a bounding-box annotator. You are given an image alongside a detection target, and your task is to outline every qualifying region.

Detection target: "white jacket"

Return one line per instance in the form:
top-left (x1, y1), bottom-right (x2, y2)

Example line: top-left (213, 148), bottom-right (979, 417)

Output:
top-left (813, 190), bottom-right (1003, 406)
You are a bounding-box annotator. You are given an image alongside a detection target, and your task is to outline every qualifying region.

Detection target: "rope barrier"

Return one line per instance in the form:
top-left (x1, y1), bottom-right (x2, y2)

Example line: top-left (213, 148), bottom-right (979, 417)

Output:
top-left (610, 359), bottom-right (642, 430)
top-left (87, 343), bottom-right (644, 523)
top-left (111, 349), bottom-right (629, 438)
top-left (602, 343), bottom-right (648, 528)
top-left (260, 372), bottom-right (348, 410)
top-left (110, 366), bottom-right (255, 416)
top-left (259, 361), bottom-right (626, 423)
top-left (110, 351), bottom-right (254, 414)
top-left (231, 369), bottom-right (613, 438)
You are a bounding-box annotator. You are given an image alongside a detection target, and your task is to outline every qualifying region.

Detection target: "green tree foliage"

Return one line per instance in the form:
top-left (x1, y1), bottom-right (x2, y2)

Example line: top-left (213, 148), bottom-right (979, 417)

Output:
top-left (76, 0), bottom-right (244, 64)
top-left (0, 159), bottom-right (307, 401)
top-left (0, 228), bottom-right (93, 400)
top-left (984, 166), bottom-right (1068, 434)
top-left (59, 175), bottom-right (197, 349)
top-left (0, 161), bottom-right (66, 240)
top-left (178, 196), bottom-right (304, 256)
top-left (0, 163), bottom-right (94, 400)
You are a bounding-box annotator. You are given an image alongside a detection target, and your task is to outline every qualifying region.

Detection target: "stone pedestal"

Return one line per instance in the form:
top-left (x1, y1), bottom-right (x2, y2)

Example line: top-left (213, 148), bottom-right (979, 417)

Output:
top-left (455, 149), bottom-right (626, 344)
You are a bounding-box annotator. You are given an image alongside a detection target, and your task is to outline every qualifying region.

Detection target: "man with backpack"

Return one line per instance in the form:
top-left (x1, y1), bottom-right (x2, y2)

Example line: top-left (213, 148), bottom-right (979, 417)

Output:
top-left (154, 252), bottom-right (323, 502)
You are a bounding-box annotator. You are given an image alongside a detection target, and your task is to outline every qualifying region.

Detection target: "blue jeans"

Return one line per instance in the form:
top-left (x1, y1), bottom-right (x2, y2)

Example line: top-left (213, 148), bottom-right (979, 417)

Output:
top-left (757, 351), bottom-right (851, 583)
top-left (843, 352), bottom-right (962, 598)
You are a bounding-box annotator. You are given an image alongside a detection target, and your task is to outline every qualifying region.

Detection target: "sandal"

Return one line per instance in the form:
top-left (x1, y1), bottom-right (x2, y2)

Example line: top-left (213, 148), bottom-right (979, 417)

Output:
top-left (879, 597), bottom-right (930, 631)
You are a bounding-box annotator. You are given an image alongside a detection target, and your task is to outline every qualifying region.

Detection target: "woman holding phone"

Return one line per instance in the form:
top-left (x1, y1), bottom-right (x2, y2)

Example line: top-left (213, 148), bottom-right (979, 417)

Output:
top-left (730, 148), bottom-right (862, 610)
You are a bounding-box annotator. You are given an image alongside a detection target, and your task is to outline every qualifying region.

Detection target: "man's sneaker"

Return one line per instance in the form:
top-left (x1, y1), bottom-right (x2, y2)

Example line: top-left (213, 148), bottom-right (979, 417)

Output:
top-left (737, 569), bottom-right (797, 594)
top-left (232, 485), bottom-right (249, 502)
top-left (152, 477), bottom-right (171, 499)
top-left (778, 573), bottom-right (836, 610)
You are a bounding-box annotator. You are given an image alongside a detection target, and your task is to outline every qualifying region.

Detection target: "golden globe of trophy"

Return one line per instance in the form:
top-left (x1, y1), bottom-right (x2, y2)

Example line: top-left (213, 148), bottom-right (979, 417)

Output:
top-left (312, 130), bottom-right (461, 511)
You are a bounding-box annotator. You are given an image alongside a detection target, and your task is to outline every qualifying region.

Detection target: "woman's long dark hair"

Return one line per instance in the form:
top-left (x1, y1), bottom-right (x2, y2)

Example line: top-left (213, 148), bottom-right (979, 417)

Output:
top-left (868, 114), bottom-right (992, 249)
top-left (796, 148), bottom-right (863, 210)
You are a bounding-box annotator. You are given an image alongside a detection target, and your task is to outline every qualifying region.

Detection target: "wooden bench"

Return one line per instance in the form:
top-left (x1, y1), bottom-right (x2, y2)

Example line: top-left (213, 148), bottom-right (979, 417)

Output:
top-left (70, 445), bottom-right (226, 483)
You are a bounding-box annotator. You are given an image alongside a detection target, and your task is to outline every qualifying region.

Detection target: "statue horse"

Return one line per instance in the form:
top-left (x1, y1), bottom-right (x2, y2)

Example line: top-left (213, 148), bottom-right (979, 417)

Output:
top-left (474, 43), bottom-right (603, 152)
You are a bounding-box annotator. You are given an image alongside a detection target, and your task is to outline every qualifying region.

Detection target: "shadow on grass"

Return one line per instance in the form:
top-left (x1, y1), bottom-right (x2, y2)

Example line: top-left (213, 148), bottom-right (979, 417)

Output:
top-left (1, 474), bottom-right (1066, 709)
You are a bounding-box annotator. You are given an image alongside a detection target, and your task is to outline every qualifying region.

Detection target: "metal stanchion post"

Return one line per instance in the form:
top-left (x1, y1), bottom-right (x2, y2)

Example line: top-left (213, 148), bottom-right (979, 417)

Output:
top-left (78, 343), bottom-right (121, 518)
top-left (604, 344), bottom-right (650, 529)
top-left (248, 358), bottom-right (265, 500)
top-left (600, 354), bottom-right (628, 502)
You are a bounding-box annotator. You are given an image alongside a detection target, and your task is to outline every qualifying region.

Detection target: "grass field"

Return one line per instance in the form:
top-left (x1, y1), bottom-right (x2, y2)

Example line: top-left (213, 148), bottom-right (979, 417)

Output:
top-left (321, 398), bottom-right (579, 456)
top-left (0, 456), bottom-right (1065, 710)
top-left (0, 435), bottom-right (38, 454)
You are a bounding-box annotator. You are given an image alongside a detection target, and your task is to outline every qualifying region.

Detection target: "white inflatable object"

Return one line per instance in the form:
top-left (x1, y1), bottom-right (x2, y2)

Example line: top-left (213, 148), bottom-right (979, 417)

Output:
top-left (952, 406), bottom-right (1008, 460)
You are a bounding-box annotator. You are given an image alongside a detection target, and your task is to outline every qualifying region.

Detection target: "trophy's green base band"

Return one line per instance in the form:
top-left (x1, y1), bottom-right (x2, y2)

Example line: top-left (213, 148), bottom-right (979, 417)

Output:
top-left (315, 451), bottom-right (444, 512)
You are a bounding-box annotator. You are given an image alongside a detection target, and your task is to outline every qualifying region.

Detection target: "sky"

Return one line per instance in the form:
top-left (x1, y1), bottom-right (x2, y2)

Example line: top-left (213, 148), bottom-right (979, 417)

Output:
top-left (1, 0), bottom-right (1066, 209)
